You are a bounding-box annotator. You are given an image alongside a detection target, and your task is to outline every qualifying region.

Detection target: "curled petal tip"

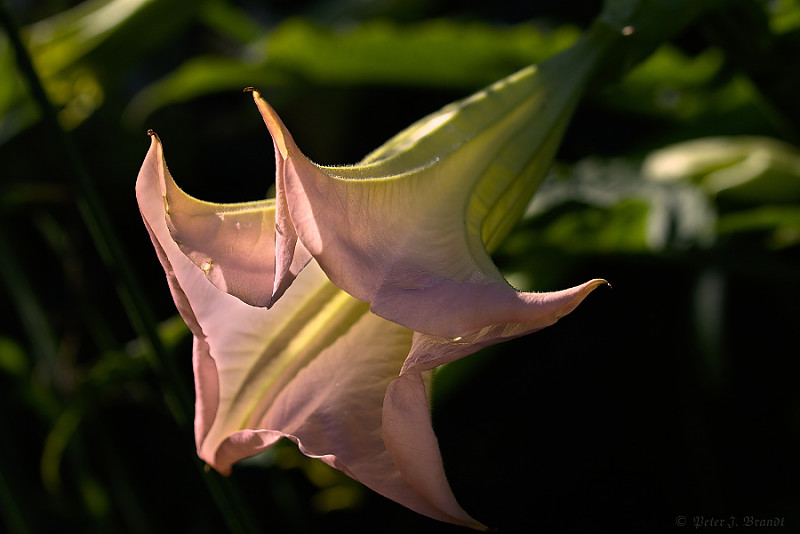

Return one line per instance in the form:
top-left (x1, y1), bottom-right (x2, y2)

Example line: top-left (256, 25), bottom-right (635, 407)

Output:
top-left (244, 86), bottom-right (263, 101)
top-left (581, 278), bottom-right (610, 299)
top-left (591, 278), bottom-right (610, 289)
top-left (250, 90), bottom-right (291, 158)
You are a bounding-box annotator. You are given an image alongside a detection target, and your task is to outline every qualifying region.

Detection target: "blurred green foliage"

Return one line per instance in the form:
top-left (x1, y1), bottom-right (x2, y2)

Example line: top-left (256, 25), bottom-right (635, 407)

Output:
top-left (1, 0), bottom-right (799, 533)
top-left (124, 17), bottom-right (580, 123)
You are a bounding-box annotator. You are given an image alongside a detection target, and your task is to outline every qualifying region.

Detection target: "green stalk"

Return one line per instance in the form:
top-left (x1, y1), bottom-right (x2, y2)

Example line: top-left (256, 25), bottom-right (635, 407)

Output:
top-left (0, 1), bottom-right (189, 427)
top-left (0, 3), bottom-right (261, 533)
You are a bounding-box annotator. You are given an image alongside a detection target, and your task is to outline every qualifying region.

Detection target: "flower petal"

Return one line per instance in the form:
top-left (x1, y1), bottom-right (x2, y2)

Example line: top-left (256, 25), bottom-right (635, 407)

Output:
top-left (399, 278), bottom-right (609, 378)
top-left (383, 372), bottom-right (485, 530)
top-left (381, 279), bottom-right (606, 530)
top-left (138, 131), bottom-right (278, 306)
top-left (258, 311), bottom-right (484, 529)
top-left (249, 55), bottom-right (602, 339)
top-left (142, 126), bottom-right (310, 308)
top-left (373, 265), bottom-right (608, 340)
top-left (136, 132), bottom-right (483, 528)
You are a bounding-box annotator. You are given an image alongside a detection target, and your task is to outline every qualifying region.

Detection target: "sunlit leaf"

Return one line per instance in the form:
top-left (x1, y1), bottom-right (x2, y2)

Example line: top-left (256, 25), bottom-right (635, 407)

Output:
top-left (0, 0), bottom-right (199, 142)
top-left (644, 136), bottom-right (800, 205)
top-left (510, 158), bottom-right (716, 256)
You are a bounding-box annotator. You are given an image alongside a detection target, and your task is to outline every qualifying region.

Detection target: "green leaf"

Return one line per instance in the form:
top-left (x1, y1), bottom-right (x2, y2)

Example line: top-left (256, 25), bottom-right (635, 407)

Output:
top-left (125, 18), bottom-right (580, 122)
top-left (599, 44), bottom-right (755, 122)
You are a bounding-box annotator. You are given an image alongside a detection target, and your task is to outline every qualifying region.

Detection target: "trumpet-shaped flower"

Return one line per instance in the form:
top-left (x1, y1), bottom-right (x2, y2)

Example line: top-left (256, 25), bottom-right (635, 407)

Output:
top-left (136, 34), bottom-right (609, 529)
top-left (137, 135), bottom-right (603, 527)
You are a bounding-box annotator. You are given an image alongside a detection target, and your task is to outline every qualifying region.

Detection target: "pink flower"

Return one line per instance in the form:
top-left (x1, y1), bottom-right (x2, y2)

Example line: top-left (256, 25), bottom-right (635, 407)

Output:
top-left (136, 46), bottom-right (605, 528)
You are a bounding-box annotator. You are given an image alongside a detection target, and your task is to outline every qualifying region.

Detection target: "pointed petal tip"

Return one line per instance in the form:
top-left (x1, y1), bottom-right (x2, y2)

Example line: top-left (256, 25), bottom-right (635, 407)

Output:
top-left (568, 278), bottom-right (609, 310)
top-left (243, 86), bottom-right (261, 99)
top-left (249, 88), bottom-right (291, 159)
top-left (589, 278), bottom-right (610, 290)
top-left (556, 278), bottom-right (608, 319)
top-left (460, 518), bottom-right (489, 531)
top-left (145, 130), bottom-right (162, 154)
